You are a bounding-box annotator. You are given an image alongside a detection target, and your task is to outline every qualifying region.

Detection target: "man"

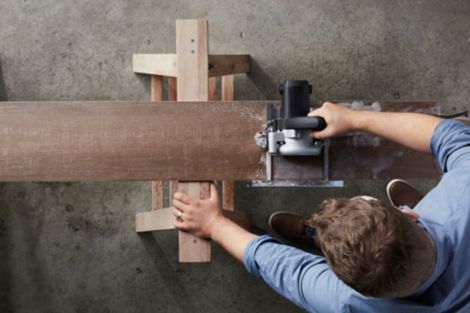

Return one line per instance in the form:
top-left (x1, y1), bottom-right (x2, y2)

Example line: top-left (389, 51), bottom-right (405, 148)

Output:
top-left (172, 102), bottom-right (470, 312)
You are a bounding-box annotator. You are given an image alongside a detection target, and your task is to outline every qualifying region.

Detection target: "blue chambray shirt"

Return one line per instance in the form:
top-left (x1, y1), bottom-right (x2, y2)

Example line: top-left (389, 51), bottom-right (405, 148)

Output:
top-left (243, 119), bottom-right (470, 313)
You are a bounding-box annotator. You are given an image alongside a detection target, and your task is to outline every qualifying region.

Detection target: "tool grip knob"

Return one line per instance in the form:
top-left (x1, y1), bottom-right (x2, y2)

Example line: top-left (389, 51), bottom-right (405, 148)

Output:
top-left (284, 116), bottom-right (327, 130)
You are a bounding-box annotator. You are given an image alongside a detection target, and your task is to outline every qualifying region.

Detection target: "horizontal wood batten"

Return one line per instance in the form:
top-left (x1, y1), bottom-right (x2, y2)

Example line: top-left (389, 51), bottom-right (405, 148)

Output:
top-left (133, 54), bottom-right (177, 77)
top-left (136, 208), bottom-right (175, 232)
top-left (133, 54), bottom-right (251, 77)
top-left (208, 54), bottom-right (250, 77)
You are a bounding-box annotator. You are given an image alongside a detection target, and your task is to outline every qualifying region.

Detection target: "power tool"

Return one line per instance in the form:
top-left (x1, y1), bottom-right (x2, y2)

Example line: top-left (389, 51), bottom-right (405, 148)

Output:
top-left (266, 80), bottom-right (326, 155)
top-left (255, 80), bottom-right (330, 182)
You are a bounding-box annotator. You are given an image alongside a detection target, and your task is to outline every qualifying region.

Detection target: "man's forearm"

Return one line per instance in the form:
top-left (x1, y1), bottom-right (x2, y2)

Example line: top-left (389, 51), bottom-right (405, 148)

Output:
top-left (351, 111), bottom-right (442, 153)
top-left (210, 217), bottom-right (257, 262)
top-left (173, 183), bottom-right (257, 262)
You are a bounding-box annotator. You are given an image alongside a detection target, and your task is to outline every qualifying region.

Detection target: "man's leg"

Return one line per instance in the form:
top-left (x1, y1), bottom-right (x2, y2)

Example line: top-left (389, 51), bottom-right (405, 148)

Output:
top-left (268, 212), bottom-right (320, 250)
top-left (386, 179), bottom-right (424, 209)
top-left (269, 179), bottom-right (424, 250)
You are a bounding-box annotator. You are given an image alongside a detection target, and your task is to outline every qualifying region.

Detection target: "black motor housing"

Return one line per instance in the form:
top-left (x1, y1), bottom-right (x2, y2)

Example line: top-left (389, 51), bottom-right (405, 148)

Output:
top-left (278, 80), bottom-right (326, 131)
top-left (279, 80), bottom-right (312, 118)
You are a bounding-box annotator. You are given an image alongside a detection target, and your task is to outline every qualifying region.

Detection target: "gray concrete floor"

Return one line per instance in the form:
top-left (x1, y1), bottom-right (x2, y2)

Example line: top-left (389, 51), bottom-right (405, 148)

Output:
top-left (0, 1), bottom-right (468, 312)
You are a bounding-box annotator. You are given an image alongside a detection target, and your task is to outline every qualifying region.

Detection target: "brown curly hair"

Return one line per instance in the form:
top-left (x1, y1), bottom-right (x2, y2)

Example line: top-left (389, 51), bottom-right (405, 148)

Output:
top-left (308, 198), bottom-right (433, 298)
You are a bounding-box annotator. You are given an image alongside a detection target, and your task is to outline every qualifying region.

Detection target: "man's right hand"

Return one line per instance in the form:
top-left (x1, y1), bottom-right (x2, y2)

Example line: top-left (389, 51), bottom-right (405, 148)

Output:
top-left (308, 102), bottom-right (358, 139)
top-left (309, 101), bottom-right (442, 153)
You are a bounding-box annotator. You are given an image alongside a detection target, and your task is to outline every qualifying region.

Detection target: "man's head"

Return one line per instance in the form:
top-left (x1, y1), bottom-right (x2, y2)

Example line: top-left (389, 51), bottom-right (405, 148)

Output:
top-left (308, 198), bottom-right (435, 298)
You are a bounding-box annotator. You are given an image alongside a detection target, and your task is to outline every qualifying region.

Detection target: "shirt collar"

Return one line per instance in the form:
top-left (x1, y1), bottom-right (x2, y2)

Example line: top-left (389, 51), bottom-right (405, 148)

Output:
top-left (351, 195), bottom-right (379, 202)
top-left (410, 217), bottom-right (453, 296)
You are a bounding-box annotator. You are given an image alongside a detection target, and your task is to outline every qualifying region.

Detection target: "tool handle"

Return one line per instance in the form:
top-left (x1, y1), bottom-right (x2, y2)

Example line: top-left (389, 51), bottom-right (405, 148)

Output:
top-left (284, 116), bottom-right (327, 130)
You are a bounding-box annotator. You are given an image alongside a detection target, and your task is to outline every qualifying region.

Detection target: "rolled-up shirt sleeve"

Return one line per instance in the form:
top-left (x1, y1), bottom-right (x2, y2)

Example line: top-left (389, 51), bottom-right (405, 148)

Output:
top-left (243, 235), bottom-right (349, 313)
top-left (431, 119), bottom-right (470, 172)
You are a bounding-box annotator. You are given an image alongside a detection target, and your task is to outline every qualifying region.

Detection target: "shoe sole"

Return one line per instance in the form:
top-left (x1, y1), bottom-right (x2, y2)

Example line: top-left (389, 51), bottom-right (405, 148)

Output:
top-left (268, 211), bottom-right (297, 229)
top-left (268, 211), bottom-right (320, 251)
top-left (386, 178), bottom-right (415, 208)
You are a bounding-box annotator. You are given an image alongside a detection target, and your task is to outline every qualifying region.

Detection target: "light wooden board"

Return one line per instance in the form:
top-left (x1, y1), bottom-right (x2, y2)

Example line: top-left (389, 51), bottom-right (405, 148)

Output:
top-left (222, 75), bottom-right (235, 210)
top-left (136, 208), bottom-right (175, 232)
top-left (168, 77), bottom-right (177, 100)
top-left (150, 75), bottom-right (163, 101)
top-left (178, 181), bottom-right (211, 262)
top-left (133, 54), bottom-right (177, 77)
top-left (135, 207), bottom-right (250, 232)
top-left (150, 75), bottom-right (164, 210)
top-left (222, 75), bottom-right (234, 101)
top-left (133, 54), bottom-right (250, 78)
top-left (176, 19), bottom-right (211, 263)
top-left (209, 77), bottom-right (217, 101)
top-left (151, 180), bottom-right (164, 210)
top-left (176, 19), bottom-right (209, 100)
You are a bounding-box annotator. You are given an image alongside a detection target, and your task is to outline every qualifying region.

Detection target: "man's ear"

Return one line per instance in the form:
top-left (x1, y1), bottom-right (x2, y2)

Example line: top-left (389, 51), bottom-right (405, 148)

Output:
top-left (401, 207), bottom-right (420, 222)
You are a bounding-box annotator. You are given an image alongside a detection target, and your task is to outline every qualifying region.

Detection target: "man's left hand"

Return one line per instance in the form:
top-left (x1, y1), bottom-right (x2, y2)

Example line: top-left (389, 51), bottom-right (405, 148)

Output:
top-left (172, 183), bottom-right (223, 238)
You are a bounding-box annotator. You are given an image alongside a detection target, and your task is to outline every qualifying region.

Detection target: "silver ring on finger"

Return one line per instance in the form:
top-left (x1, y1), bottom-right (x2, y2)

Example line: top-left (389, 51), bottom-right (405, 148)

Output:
top-left (176, 211), bottom-right (183, 218)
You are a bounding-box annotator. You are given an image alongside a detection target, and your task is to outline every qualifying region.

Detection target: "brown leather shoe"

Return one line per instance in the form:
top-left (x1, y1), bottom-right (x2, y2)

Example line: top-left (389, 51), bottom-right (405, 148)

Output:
top-left (268, 211), bottom-right (318, 249)
top-left (386, 179), bottom-right (424, 209)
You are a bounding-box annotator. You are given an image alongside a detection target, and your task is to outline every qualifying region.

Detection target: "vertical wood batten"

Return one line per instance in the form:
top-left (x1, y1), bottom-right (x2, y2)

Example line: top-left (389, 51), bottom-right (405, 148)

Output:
top-left (151, 75), bottom-right (164, 211)
top-left (222, 75), bottom-right (235, 210)
top-left (209, 77), bottom-right (217, 101)
top-left (176, 19), bottom-right (211, 262)
top-left (168, 77), bottom-right (178, 200)
top-left (168, 77), bottom-right (177, 101)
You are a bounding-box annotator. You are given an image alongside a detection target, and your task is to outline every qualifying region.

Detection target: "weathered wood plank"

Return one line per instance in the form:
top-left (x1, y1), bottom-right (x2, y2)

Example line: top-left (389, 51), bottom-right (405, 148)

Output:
top-left (0, 100), bottom-right (442, 181)
top-left (0, 101), bottom-right (266, 181)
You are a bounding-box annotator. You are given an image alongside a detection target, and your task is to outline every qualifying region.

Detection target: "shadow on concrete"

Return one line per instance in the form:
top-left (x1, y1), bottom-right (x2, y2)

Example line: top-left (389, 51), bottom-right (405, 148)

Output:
top-left (0, 59), bottom-right (6, 101)
top-left (138, 233), bottom-right (194, 313)
top-left (0, 183), bottom-right (13, 313)
top-left (246, 59), bottom-right (278, 100)
top-left (134, 73), bottom-right (151, 98)
top-left (0, 184), bottom-right (54, 313)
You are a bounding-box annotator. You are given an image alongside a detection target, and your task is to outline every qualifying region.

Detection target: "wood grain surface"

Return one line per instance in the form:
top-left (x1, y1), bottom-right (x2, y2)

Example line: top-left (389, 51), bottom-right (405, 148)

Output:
top-left (176, 19), bottom-right (212, 263)
top-left (0, 101), bottom-right (267, 181)
top-left (0, 100), bottom-right (442, 181)
top-left (150, 75), bottom-right (164, 211)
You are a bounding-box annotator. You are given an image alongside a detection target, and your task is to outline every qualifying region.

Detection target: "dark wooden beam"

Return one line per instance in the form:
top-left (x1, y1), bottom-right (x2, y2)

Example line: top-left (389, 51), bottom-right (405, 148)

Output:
top-left (208, 55), bottom-right (251, 77)
top-left (0, 100), bottom-right (441, 181)
top-left (0, 101), bottom-right (267, 181)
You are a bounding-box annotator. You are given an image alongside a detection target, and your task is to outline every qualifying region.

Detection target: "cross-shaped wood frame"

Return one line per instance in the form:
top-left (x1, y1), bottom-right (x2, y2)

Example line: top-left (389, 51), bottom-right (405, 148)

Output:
top-left (133, 19), bottom-right (251, 263)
